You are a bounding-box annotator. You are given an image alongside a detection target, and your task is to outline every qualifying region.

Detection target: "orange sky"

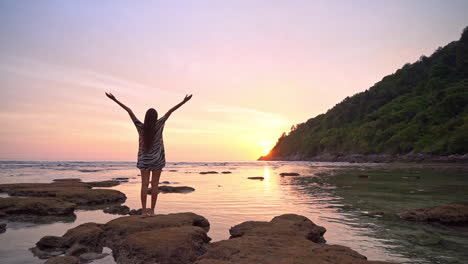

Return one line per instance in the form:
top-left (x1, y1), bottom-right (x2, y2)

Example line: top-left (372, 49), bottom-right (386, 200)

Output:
top-left (0, 1), bottom-right (467, 161)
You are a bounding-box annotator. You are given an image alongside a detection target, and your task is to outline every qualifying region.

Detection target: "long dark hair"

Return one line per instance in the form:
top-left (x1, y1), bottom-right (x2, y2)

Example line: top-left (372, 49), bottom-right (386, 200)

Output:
top-left (143, 108), bottom-right (158, 153)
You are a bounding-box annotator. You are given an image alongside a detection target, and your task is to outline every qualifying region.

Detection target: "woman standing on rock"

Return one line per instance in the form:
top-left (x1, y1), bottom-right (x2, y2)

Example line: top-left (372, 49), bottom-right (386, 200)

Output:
top-left (106, 92), bottom-right (193, 216)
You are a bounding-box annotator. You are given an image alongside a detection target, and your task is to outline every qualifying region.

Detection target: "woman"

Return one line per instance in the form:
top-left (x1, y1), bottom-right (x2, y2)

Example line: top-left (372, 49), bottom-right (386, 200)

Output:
top-left (105, 92), bottom-right (193, 216)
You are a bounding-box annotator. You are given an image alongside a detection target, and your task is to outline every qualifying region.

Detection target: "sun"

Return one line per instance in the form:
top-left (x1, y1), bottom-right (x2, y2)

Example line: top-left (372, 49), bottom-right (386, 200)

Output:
top-left (259, 141), bottom-right (273, 156)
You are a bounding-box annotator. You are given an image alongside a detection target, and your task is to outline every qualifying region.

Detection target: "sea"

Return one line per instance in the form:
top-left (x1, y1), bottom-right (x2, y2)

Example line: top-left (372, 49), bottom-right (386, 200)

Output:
top-left (0, 160), bottom-right (467, 264)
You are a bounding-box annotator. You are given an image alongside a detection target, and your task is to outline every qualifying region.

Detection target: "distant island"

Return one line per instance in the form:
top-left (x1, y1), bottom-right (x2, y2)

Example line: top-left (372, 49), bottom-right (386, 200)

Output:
top-left (260, 26), bottom-right (468, 163)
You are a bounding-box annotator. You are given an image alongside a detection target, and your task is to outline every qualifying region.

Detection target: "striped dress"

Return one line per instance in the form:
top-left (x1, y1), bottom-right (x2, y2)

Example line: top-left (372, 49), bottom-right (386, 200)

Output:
top-left (134, 115), bottom-right (168, 170)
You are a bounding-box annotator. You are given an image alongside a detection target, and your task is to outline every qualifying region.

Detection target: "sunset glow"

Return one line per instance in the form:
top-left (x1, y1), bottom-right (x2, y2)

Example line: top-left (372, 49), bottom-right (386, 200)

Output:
top-left (0, 1), bottom-right (467, 161)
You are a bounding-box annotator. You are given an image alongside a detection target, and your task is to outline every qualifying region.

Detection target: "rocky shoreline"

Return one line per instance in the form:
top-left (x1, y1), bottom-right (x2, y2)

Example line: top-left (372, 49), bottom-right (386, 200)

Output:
top-left (258, 152), bottom-right (468, 163)
top-left (33, 212), bottom-right (395, 264)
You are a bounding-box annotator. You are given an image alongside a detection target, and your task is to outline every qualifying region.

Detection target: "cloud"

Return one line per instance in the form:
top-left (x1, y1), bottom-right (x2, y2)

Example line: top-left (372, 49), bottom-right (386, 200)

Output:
top-left (0, 56), bottom-right (174, 97)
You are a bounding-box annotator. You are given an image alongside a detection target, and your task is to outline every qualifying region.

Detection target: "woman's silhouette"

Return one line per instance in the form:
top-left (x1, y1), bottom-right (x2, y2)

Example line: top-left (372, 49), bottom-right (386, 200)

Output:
top-left (106, 92), bottom-right (192, 216)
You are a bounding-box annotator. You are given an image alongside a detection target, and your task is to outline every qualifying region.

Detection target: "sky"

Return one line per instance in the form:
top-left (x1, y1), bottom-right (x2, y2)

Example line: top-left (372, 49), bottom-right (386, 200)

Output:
top-left (0, 0), bottom-right (467, 162)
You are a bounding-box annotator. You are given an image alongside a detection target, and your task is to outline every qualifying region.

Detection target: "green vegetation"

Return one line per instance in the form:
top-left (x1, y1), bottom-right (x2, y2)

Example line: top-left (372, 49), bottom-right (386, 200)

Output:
top-left (263, 27), bottom-right (468, 159)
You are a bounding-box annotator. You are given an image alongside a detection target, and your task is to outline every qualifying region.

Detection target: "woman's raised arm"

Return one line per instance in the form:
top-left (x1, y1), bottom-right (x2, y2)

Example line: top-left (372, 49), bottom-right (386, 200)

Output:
top-left (105, 92), bottom-right (139, 122)
top-left (163, 94), bottom-right (193, 120)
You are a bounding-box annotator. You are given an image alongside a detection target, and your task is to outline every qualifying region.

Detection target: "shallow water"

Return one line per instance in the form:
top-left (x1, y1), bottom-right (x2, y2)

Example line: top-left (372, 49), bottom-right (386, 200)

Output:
top-left (0, 161), bottom-right (466, 264)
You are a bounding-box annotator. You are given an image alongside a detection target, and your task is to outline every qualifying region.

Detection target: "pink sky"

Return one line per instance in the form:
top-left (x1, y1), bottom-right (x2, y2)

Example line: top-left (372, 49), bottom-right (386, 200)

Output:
top-left (0, 1), bottom-right (467, 161)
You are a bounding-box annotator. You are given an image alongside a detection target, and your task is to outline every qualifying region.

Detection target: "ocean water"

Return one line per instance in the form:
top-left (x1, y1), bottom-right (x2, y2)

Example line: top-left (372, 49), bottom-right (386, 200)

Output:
top-left (0, 161), bottom-right (467, 264)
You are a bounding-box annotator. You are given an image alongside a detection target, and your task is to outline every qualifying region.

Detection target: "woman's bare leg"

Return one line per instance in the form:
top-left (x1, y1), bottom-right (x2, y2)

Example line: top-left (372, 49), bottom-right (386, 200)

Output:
top-left (149, 169), bottom-right (162, 216)
top-left (140, 170), bottom-right (150, 216)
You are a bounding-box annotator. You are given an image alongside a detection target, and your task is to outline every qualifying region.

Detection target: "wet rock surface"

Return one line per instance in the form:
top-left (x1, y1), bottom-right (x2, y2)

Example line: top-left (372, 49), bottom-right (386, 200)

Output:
top-left (33, 212), bottom-right (211, 264)
top-left (199, 171), bottom-right (218, 174)
top-left (128, 208), bottom-right (143, 215)
top-left (399, 204), bottom-right (468, 225)
top-left (279, 172), bottom-right (300, 176)
top-left (247, 177), bottom-right (264, 180)
top-left (114, 226), bottom-right (210, 264)
top-left (86, 180), bottom-right (121, 187)
top-left (53, 178), bottom-right (82, 182)
top-left (148, 185), bottom-right (195, 194)
top-left (0, 181), bottom-right (126, 206)
top-left (103, 205), bottom-right (130, 215)
top-left (33, 213), bottom-right (395, 264)
top-left (229, 214), bottom-right (326, 243)
top-left (0, 197), bottom-right (76, 217)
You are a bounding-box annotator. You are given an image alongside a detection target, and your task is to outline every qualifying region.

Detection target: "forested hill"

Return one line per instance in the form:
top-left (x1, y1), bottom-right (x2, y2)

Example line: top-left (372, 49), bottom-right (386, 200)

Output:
top-left (259, 27), bottom-right (468, 162)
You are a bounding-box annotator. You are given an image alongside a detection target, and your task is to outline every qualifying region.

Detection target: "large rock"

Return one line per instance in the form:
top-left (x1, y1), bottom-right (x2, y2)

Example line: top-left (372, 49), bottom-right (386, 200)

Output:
top-left (103, 212), bottom-right (210, 243)
top-left (113, 226), bottom-right (210, 264)
top-left (148, 185), bottom-right (195, 194)
top-left (0, 182), bottom-right (126, 205)
top-left (62, 222), bottom-right (105, 251)
top-left (0, 197), bottom-right (76, 216)
top-left (197, 214), bottom-right (394, 264)
top-left (36, 236), bottom-right (67, 251)
top-left (229, 214), bottom-right (326, 243)
top-left (33, 213), bottom-right (394, 264)
top-left (399, 204), bottom-right (468, 225)
top-left (33, 212), bottom-right (211, 262)
top-left (33, 222), bottom-right (106, 260)
top-left (196, 235), bottom-right (392, 264)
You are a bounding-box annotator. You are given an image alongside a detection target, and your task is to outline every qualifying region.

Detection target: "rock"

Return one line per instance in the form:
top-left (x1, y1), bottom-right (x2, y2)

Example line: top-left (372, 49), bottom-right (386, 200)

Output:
top-left (104, 205), bottom-right (130, 215)
top-left (229, 214), bottom-right (326, 243)
top-left (33, 213), bottom-right (394, 264)
top-left (169, 170), bottom-right (178, 172)
top-left (30, 246), bottom-right (64, 259)
top-left (53, 178), bottom-right (82, 182)
top-left (196, 235), bottom-right (392, 264)
top-left (0, 197), bottom-right (76, 216)
top-left (197, 214), bottom-right (395, 264)
top-left (44, 256), bottom-right (80, 264)
top-left (103, 213), bottom-right (210, 242)
top-left (79, 252), bottom-right (109, 262)
top-left (113, 226), bottom-right (210, 264)
top-left (36, 236), bottom-right (66, 251)
top-left (148, 186), bottom-right (195, 194)
top-left (358, 175), bottom-right (369, 179)
top-left (247, 177), bottom-right (264, 180)
top-left (62, 223), bottom-right (105, 252)
top-left (199, 171), bottom-right (218, 174)
top-left (0, 223), bottom-right (6, 233)
top-left (65, 243), bottom-right (93, 256)
top-left (113, 177), bottom-right (129, 180)
top-left (86, 180), bottom-right (121, 187)
top-left (129, 209), bottom-right (143, 215)
top-left (221, 171), bottom-right (232, 174)
top-left (279, 172), bottom-right (300, 176)
top-left (399, 204), bottom-right (468, 225)
top-left (160, 181), bottom-right (171, 184)
top-left (0, 182), bottom-right (126, 206)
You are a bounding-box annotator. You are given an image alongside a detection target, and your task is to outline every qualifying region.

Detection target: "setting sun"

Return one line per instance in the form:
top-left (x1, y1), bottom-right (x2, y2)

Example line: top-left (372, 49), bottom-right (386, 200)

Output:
top-left (259, 141), bottom-right (273, 156)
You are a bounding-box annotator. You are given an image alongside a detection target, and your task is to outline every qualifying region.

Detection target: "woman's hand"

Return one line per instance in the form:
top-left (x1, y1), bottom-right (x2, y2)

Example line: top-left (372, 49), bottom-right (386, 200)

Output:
top-left (183, 94), bottom-right (193, 103)
top-left (105, 92), bottom-right (116, 101)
